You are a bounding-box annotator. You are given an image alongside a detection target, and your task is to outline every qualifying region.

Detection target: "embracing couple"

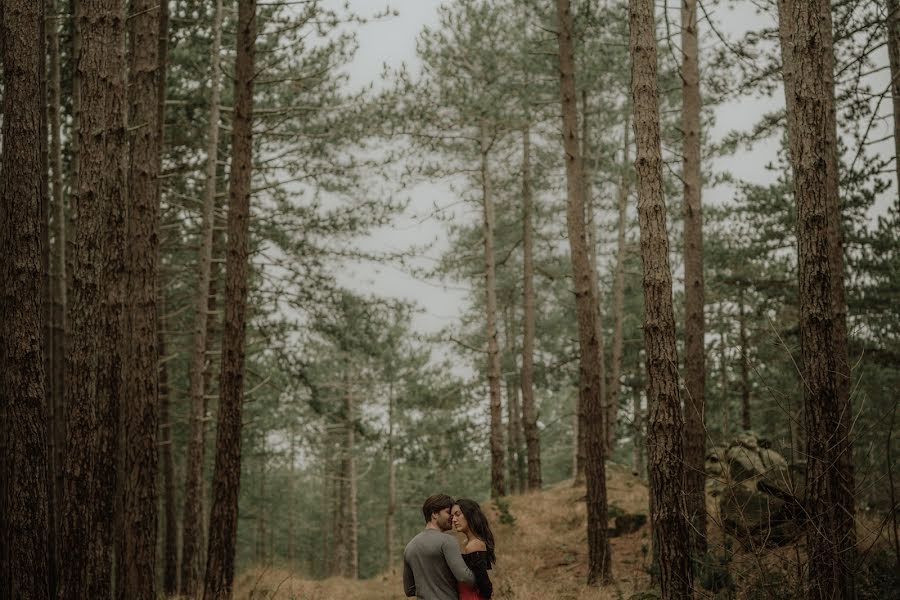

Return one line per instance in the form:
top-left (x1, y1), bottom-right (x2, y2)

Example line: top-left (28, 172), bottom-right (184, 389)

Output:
top-left (403, 494), bottom-right (496, 600)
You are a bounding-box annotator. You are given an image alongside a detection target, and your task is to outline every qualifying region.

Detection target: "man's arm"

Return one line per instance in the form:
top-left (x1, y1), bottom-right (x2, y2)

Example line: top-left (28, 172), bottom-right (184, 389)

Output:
top-left (403, 557), bottom-right (416, 597)
top-left (441, 537), bottom-right (475, 585)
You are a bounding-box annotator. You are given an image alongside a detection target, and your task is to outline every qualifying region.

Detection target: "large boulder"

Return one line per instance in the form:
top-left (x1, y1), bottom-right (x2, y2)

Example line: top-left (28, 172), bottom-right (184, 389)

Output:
top-left (706, 433), bottom-right (805, 548)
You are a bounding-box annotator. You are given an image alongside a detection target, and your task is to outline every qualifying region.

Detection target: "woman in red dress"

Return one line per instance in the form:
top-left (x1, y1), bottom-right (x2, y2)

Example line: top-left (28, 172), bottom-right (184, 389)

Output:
top-left (451, 499), bottom-right (496, 600)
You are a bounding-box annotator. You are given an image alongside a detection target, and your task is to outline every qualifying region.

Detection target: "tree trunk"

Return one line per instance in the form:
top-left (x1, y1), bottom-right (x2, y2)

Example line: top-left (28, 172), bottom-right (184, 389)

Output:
top-left (719, 314), bottom-right (729, 438)
top-left (609, 109), bottom-right (631, 460)
top-left (182, 0), bottom-right (225, 592)
top-left (520, 127), bottom-right (542, 491)
top-left (201, 0), bottom-right (254, 593)
top-left (480, 123), bottom-right (506, 499)
top-left (776, 0), bottom-right (853, 596)
top-left (158, 304), bottom-right (178, 596)
top-left (155, 2), bottom-right (177, 595)
top-left (680, 0), bottom-right (707, 558)
top-left (629, 0), bottom-right (694, 597)
top-left (0, 0), bottom-right (52, 594)
top-left (59, 0), bottom-right (128, 595)
top-left (504, 306), bottom-right (524, 494)
top-left (631, 387), bottom-right (644, 478)
top-left (384, 382), bottom-right (397, 573)
top-left (582, 90), bottom-right (611, 457)
top-left (555, 0), bottom-right (612, 584)
top-left (256, 461), bottom-right (266, 565)
top-left (288, 433), bottom-right (296, 567)
top-left (738, 290), bottom-right (751, 431)
top-left (65, 0), bottom-right (81, 312)
top-left (119, 0), bottom-right (163, 597)
top-left (386, 382), bottom-right (397, 571)
top-left (887, 0), bottom-right (900, 194)
top-left (332, 429), bottom-right (347, 577)
top-left (47, 0), bottom-right (67, 593)
top-left (346, 388), bottom-right (359, 579)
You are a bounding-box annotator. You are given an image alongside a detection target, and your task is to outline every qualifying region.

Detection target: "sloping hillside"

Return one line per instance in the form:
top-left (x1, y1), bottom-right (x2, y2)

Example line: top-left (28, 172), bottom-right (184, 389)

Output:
top-left (234, 464), bottom-right (653, 599)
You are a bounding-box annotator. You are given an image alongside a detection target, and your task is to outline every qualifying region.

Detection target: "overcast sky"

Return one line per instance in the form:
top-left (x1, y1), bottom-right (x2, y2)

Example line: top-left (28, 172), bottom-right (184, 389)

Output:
top-left (320, 0), bottom-right (895, 341)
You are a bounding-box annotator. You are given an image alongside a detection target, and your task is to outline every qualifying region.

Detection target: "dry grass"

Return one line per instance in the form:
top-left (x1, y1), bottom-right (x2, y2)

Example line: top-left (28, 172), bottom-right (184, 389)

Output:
top-left (234, 464), bottom-right (653, 600)
top-left (232, 464), bottom-right (898, 599)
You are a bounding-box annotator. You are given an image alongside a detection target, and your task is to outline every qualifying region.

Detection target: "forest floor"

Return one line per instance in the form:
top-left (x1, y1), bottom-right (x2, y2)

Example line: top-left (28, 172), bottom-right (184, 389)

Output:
top-left (234, 463), bottom-right (651, 600)
top-left (232, 463), bottom-right (897, 600)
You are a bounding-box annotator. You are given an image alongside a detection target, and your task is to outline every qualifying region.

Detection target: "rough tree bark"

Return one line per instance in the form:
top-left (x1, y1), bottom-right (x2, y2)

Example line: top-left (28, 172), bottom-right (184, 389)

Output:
top-left (555, 0), bottom-right (612, 584)
top-left (202, 0), bottom-right (255, 594)
top-left (776, 0), bottom-right (854, 597)
top-left (47, 0), bottom-right (66, 592)
top-left (582, 90), bottom-right (611, 457)
top-left (59, 0), bottom-right (128, 596)
top-left (159, 301), bottom-right (178, 597)
top-left (154, 0), bottom-right (177, 595)
top-left (520, 125), bottom-right (542, 491)
top-left (119, 0), bottom-right (162, 595)
top-left (629, 0), bottom-right (694, 597)
top-left (0, 0), bottom-right (52, 595)
top-left (182, 0), bottom-right (225, 592)
top-left (681, 0), bottom-right (707, 557)
top-left (609, 109), bottom-right (631, 458)
top-left (480, 123), bottom-right (506, 499)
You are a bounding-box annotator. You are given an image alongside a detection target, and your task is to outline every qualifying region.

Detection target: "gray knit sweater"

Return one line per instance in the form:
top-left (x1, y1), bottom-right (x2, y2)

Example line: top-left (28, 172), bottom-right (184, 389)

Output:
top-left (403, 529), bottom-right (475, 599)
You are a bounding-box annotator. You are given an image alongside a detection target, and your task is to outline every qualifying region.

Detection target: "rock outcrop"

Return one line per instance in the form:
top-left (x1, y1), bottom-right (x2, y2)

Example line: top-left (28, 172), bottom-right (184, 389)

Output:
top-left (706, 433), bottom-right (806, 548)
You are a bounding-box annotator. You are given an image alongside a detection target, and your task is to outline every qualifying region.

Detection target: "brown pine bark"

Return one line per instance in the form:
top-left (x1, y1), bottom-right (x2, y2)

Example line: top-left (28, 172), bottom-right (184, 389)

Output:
top-left (609, 110), bottom-right (632, 457)
top-left (155, 1), bottom-right (177, 595)
top-left (0, 0), bottom-right (52, 594)
top-left (887, 0), bottom-right (900, 193)
top-left (629, 0), bottom-right (694, 597)
top-left (158, 305), bottom-right (178, 596)
top-left (520, 126), bottom-right (542, 491)
top-left (119, 0), bottom-right (162, 596)
top-left (680, 0), bottom-right (707, 557)
top-left (202, 0), bottom-right (255, 594)
top-left (581, 90), bottom-right (611, 456)
top-left (554, 0), bottom-right (612, 584)
top-left (480, 123), bottom-right (506, 499)
top-left (59, 0), bottom-right (128, 596)
top-left (182, 0), bottom-right (225, 592)
top-left (47, 0), bottom-right (66, 592)
top-left (776, 0), bottom-right (853, 596)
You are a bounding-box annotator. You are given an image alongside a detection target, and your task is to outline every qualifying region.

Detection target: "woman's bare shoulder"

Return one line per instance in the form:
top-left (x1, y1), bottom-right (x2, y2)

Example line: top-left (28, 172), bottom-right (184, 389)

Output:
top-left (466, 538), bottom-right (487, 552)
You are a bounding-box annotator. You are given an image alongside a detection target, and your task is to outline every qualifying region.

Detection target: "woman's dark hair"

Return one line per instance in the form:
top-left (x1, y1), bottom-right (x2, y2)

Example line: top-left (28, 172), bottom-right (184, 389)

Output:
top-left (422, 493), bottom-right (455, 523)
top-left (455, 498), bottom-right (496, 565)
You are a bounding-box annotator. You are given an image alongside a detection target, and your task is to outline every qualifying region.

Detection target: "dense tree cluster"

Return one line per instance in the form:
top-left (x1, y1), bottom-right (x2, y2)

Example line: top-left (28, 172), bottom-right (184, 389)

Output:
top-left (0, 0), bottom-right (897, 599)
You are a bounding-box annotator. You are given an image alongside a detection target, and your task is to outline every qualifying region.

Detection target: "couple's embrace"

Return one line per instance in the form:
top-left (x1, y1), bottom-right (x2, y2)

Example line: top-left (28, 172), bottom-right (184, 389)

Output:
top-left (403, 494), bottom-right (496, 600)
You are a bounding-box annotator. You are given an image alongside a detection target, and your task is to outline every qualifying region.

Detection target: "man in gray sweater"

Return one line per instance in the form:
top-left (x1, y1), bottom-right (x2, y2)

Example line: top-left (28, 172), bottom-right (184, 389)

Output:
top-left (403, 494), bottom-right (475, 599)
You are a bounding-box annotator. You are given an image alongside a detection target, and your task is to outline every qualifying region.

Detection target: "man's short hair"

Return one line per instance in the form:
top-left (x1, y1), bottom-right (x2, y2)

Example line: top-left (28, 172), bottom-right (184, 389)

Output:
top-left (422, 493), bottom-right (455, 523)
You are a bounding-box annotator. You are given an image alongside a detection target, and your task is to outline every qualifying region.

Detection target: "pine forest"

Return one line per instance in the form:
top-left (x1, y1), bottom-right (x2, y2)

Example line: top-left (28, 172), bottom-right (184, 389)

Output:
top-left (1, 0), bottom-right (899, 599)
